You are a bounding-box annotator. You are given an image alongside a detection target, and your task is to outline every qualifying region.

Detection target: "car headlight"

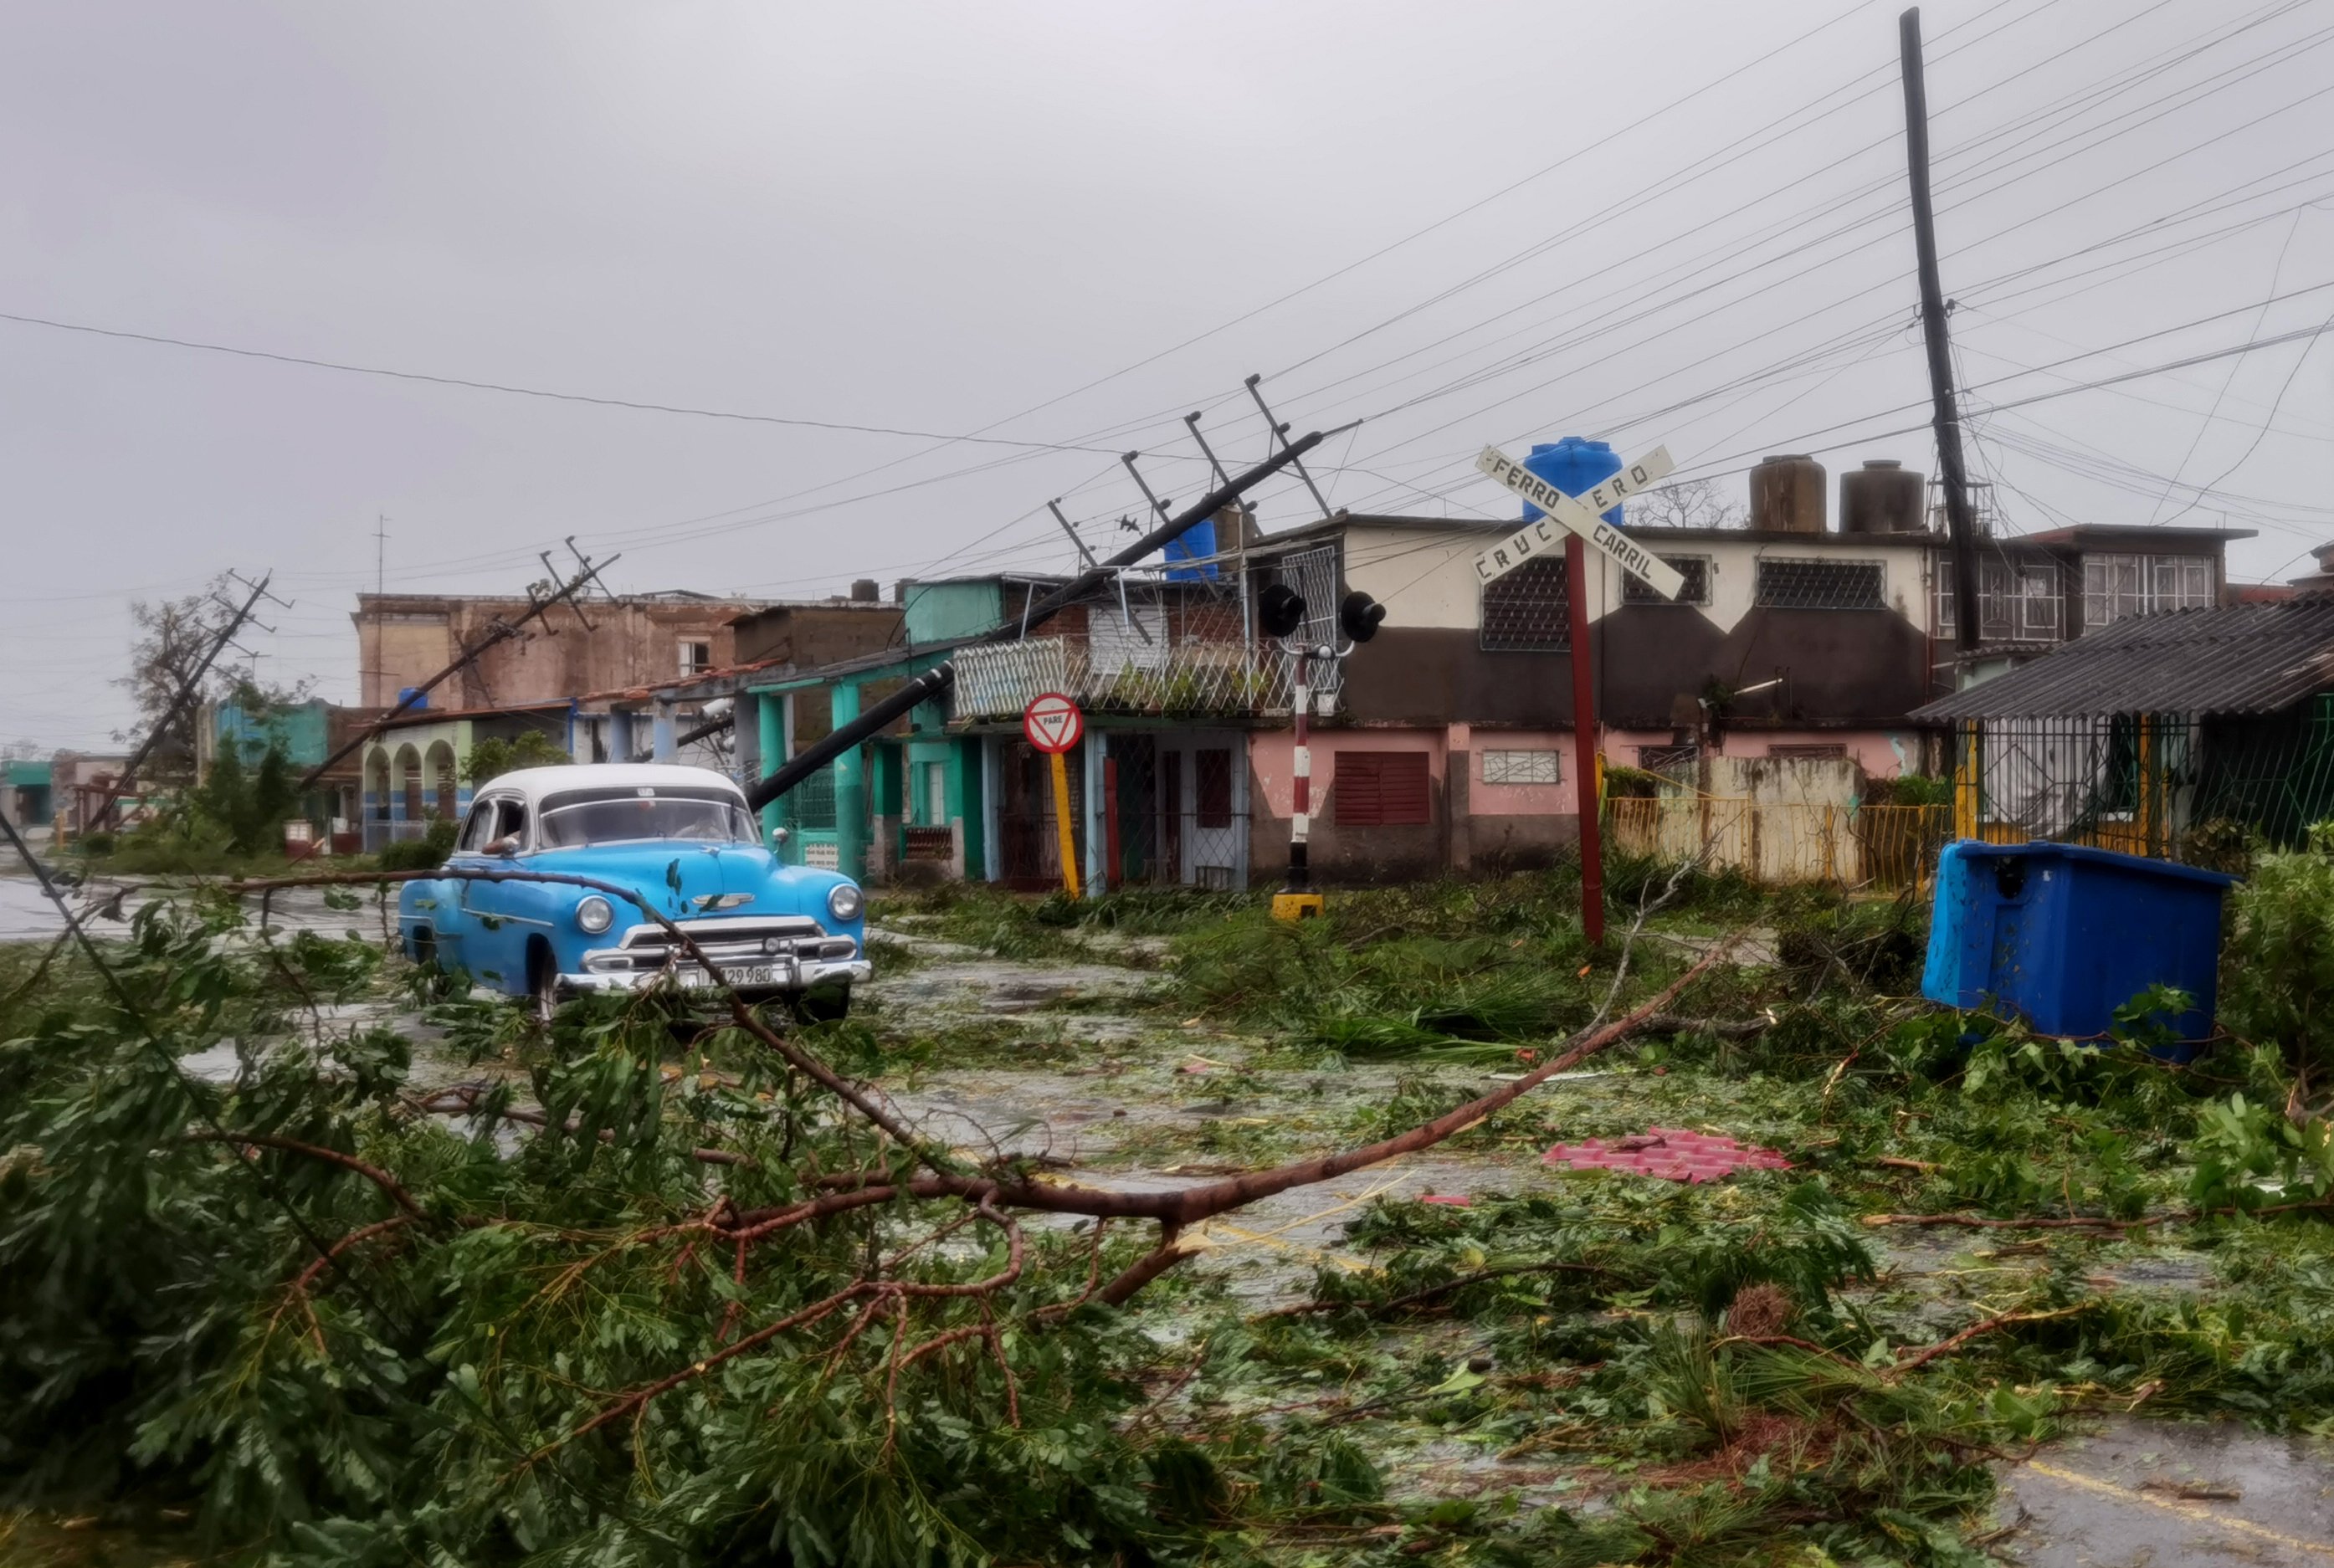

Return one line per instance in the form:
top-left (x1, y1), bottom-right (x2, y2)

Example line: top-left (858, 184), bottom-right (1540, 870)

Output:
top-left (826, 883), bottom-right (864, 923)
top-left (576, 895), bottom-right (614, 935)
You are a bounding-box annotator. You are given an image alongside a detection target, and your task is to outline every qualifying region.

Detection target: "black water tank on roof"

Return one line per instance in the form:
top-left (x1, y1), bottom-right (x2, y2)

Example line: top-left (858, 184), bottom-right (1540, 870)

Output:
top-left (1839, 459), bottom-right (1926, 534)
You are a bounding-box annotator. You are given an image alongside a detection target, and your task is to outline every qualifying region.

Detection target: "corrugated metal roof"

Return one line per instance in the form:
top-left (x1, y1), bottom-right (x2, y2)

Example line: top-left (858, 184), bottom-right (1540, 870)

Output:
top-left (1912, 601), bottom-right (2334, 720)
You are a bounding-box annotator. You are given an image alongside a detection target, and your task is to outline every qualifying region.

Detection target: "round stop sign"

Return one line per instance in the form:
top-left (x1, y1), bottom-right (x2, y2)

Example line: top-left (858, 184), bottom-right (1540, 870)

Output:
top-left (1021, 692), bottom-right (1085, 755)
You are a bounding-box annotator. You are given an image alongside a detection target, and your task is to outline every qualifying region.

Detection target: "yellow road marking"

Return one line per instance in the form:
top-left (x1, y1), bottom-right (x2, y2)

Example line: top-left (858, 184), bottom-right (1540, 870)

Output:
top-left (2024, 1459), bottom-right (2334, 1559)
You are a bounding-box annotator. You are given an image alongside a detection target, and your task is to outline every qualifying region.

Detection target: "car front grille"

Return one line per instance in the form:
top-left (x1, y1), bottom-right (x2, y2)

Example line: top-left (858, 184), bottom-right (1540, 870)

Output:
top-left (585, 915), bottom-right (855, 973)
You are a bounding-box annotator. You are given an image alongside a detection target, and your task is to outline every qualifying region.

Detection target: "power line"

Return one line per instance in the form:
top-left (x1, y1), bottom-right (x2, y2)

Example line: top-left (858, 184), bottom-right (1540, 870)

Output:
top-left (0, 308), bottom-right (1135, 454)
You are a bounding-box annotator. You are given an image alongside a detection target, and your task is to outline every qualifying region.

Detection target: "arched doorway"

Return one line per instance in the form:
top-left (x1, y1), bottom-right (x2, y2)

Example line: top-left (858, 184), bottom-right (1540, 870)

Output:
top-left (425, 740), bottom-right (459, 819)
top-left (393, 744), bottom-right (424, 823)
top-left (365, 748), bottom-right (391, 822)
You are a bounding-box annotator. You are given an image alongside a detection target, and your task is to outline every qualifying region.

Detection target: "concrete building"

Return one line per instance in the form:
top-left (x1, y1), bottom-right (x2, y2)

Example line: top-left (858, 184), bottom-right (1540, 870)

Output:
top-left (736, 452), bottom-right (2254, 889)
top-left (357, 703), bottom-right (569, 851)
top-left (351, 590), bottom-right (772, 711)
top-left (3, 760), bottom-right (51, 831)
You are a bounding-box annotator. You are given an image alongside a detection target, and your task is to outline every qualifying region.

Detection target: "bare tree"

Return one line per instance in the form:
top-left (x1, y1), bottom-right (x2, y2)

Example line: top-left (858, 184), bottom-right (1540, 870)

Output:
top-left (1630, 477), bottom-right (1745, 530)
top-left (113, 575), bottom-right (241, 786)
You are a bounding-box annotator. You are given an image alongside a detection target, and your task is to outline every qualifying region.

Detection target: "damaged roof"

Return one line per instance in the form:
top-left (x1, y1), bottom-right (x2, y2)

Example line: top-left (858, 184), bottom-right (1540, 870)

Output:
top-left (1913, 600), bottom-right (2334, 720)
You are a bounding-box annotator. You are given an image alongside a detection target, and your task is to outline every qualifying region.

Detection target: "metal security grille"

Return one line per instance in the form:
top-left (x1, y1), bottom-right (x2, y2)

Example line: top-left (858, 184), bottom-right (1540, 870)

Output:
top-left (1481, 557), bottom-right (1569, 651)
top-left (1951, 705), bottom-right (2334, 863)
top-left (1099, 735), bottom-right (1248, 889)
top-left (1755, 558), bottom-right (1883, 609)
top-left (789, 769), bottom-right (837, 831)
top-left (1623, 555), bottom-right (1713, 606)
top-left (997, 740), bottom-right (1083, 891)
top-left (1267, 544), bottom-right (1346, 711)
top-left (998, 735), bottom-right (1251, 889)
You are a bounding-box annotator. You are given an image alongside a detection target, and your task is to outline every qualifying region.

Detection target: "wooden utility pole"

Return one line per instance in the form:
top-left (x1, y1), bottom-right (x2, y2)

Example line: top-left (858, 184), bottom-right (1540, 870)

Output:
top-left (298, 555), bottom-right (617, 793)
top-left (1899, 5), bottom-right (1981, 658)
top-left (1565, 532), bottom-right (1605, 944)
top-left (93, 572), bottom-right (276, 828)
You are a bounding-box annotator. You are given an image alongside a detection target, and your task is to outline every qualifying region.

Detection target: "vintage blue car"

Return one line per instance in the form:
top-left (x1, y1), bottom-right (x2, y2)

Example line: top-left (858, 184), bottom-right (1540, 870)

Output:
top-left (397, 764), bottom-right (869, 1020)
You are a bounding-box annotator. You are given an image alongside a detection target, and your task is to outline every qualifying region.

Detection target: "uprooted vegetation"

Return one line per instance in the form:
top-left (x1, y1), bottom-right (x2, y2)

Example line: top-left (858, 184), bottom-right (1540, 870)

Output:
top-left (7, 845), bottom-right (2334, 1565)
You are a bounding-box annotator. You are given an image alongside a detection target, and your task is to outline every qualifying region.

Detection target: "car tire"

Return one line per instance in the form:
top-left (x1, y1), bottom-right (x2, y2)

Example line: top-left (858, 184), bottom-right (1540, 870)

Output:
top-left (528, 942), bottom-right (562, 1025)
top-left (409, 930), bottom-right (459, 1002)
top-left (792, 986), bottom-right (850, 1025)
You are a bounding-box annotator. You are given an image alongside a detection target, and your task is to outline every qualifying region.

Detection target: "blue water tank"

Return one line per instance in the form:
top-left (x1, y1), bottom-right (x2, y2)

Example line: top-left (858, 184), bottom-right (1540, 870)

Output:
top-left (1521, 437), bottom-right (1624, 525)
top-left (1921, 841), bottom-right (2237, 1056)
top-left (397, 687), bottom-right (429, 710)
top-left (1162, 515), bottom-right (1218, 582)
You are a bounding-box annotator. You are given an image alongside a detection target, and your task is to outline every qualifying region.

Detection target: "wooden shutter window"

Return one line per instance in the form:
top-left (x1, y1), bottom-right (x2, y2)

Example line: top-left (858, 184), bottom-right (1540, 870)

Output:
top-left (1334, 751), bottom-right (1430, 827)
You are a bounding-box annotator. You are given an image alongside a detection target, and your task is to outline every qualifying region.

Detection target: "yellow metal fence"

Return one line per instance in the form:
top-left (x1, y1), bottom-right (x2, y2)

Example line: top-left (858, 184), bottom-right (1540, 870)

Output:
top-left (1603, 797), bottom-right (2176, 891)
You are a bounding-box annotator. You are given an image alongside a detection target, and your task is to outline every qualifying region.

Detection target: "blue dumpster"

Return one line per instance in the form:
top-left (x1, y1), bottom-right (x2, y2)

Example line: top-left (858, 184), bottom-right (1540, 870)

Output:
top-left (1921, 841), bottom-right (2236, 1053)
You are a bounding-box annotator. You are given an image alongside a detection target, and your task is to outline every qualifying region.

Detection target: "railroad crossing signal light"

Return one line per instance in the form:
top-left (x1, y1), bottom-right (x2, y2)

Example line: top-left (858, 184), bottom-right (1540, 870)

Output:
top-left (1338, 592), bottom-right (1386, 644)
top-left (1258, 582), bottom-right (1307, 639)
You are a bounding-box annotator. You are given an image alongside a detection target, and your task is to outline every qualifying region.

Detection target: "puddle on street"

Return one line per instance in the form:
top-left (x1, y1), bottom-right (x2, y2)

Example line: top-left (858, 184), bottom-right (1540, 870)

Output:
top-left (1999, 1414), bottom-right (2334, 1567)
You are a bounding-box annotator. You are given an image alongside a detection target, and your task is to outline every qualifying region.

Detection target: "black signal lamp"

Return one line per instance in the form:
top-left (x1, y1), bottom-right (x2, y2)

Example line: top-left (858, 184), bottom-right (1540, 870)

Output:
top-left (1338, 591), bottom-right (1387, 645)
top-left (1258, 583), bottom-right (1307, 638)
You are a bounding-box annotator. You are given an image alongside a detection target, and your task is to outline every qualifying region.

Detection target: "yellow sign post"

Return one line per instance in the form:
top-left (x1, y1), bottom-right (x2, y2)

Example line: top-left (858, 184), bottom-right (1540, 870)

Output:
top-left (1023, 690), bottom-right (1087, 899)
top-left (1049, 751), bottom-right (1081, 899)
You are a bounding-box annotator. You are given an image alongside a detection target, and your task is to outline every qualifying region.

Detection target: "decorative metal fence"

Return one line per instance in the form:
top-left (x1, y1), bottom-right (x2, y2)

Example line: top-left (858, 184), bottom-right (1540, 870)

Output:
top-left (952, 636), bottom-right (1295, 723)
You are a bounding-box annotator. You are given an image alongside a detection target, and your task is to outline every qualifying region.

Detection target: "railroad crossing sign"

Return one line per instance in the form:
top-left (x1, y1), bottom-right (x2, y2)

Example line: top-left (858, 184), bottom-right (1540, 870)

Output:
top-left (1474, 444), bottom-right (1684, 601)
top-left (1022, 691), bottom-right (1085, 754)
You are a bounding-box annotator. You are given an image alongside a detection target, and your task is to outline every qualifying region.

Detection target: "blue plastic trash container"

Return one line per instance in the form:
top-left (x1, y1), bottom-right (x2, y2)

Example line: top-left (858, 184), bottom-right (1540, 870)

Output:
top-left (1921, 841), bottom-right (2236, 1053)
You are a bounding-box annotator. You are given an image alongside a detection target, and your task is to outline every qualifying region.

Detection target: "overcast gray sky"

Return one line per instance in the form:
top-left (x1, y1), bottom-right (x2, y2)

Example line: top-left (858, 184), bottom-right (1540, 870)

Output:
top-left (5, 0), bottom-right (2329, 751)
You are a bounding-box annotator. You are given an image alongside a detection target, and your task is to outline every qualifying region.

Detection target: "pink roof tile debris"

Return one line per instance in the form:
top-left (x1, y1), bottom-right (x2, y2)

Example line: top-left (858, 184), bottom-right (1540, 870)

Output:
top-left (1541, 1127), bottom-right (1791, 1185)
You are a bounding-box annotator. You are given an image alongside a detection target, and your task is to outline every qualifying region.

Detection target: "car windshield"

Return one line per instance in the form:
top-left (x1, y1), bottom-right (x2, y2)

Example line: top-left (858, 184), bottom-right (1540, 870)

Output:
top-left (536, 790), bottom-right (758, 848)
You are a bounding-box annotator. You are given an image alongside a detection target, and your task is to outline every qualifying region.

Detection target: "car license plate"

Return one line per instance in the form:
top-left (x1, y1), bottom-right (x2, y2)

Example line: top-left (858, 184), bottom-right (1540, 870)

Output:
top-left (678, 964), bottom-right (783, 989)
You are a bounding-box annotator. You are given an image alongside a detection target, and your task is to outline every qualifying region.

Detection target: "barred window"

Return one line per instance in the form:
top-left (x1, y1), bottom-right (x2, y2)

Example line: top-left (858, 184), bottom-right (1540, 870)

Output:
top-left (1755, 557), bottom-right (1884, 609)
top-left (1482, 749), bottom-right (1560, 786)
top-left (1936, 558), bottom-right (2062, 642)
top-left (1480, 557), bottom-right (1569, 651)
top-left (2084, 553), bottom-right (2212, 629)
top-left (1622, 555), bottom-right (1713, 606)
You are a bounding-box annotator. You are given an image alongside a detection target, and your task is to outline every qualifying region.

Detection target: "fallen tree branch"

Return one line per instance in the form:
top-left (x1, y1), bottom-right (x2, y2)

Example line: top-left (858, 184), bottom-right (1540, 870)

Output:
top-left (187, 1130), bottom-right (427, 1219)
top-left (224, 866), bottom-right (957, 1173)
top-left (1256, 1259), bottom-right (1612, 1322)
top-left (1889, 1302), bottom-right (2098, 1376)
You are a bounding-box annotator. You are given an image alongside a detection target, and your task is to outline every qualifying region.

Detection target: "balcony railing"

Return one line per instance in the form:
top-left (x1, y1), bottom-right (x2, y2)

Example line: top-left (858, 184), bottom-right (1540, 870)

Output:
top-left (951, 635), bottom-right (1310, 723)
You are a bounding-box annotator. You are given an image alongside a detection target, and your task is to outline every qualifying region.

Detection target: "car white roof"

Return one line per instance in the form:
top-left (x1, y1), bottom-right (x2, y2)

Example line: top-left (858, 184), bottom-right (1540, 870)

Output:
top-left (472, 764), bottom-right (750, 806)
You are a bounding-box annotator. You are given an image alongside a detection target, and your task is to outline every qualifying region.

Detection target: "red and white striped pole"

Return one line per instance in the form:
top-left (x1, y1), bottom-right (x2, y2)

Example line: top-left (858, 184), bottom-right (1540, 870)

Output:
top-left (1289, 645), bottom-right (1312, 891)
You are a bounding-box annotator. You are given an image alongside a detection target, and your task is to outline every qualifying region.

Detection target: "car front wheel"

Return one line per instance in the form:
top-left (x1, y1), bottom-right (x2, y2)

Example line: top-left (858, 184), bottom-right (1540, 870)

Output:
top-left (528, 944), bottom-right (562, 1025)
top-left (792, 986), bottom-right (850, 1025)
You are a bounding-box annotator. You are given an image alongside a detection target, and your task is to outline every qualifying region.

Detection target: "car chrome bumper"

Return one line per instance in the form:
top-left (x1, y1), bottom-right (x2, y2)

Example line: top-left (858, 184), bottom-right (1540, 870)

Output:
top-left (567, 916), bottom-right (867, 996)
top-left (560, 955), bottom-right (872, 997)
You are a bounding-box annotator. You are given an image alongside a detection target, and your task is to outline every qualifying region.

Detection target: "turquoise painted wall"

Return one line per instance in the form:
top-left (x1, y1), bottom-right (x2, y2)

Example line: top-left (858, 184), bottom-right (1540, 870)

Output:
top-left (903, 581), bottom-right (1006, 643)
top-left (217, 699), bottom-right (330, 766)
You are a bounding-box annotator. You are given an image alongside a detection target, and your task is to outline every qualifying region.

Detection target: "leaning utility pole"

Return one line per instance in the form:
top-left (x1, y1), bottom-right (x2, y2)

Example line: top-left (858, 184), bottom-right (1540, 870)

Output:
top-left (298, 556), bottom-right (617, 793)
top-left (93, 571), bottom-right (277, 828)
top-left (747, 427), bottom-right (1342, 810)
top-left (1899, 5), bottom-right (1981, 658)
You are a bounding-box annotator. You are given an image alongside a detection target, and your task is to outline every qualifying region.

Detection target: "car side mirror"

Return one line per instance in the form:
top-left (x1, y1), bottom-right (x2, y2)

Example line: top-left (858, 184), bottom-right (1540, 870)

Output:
top-left (486, 835), bottom-right (521, 858)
